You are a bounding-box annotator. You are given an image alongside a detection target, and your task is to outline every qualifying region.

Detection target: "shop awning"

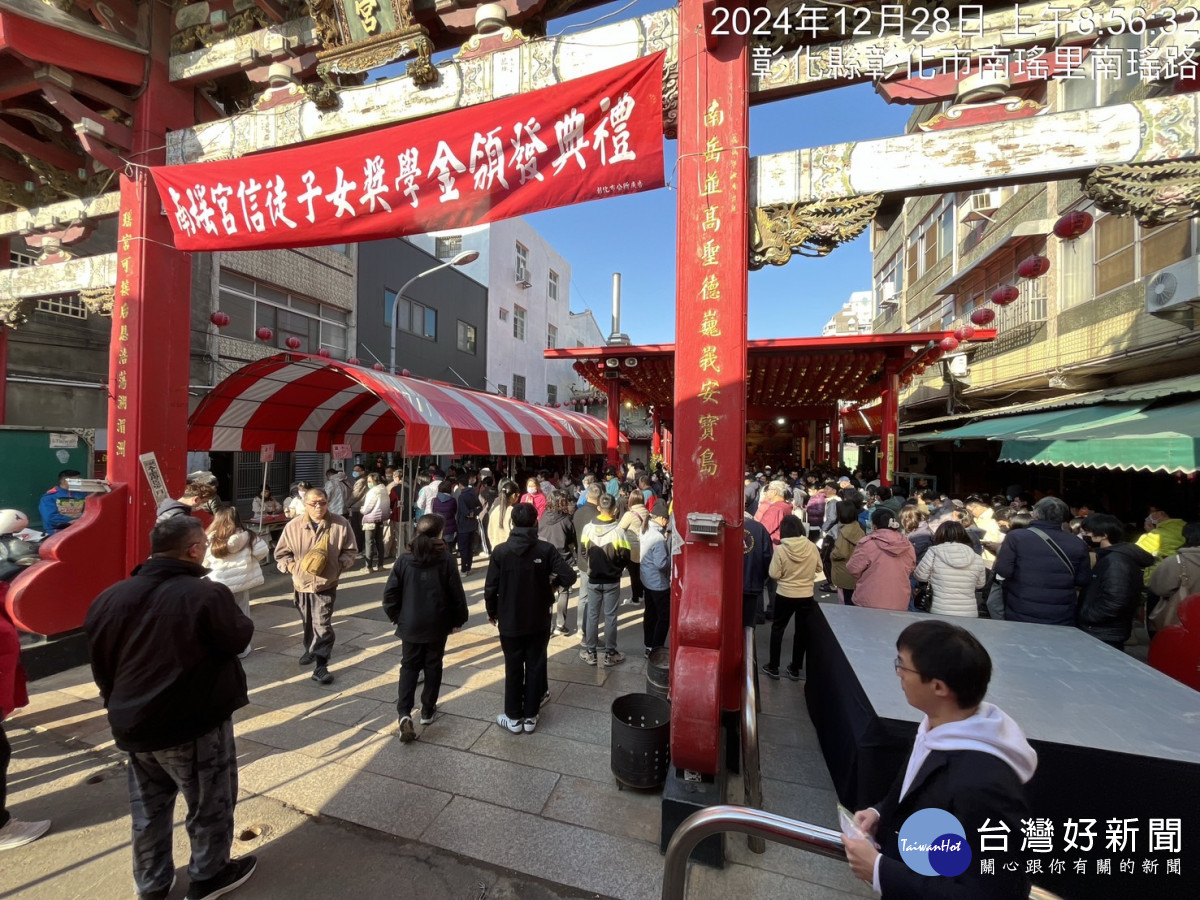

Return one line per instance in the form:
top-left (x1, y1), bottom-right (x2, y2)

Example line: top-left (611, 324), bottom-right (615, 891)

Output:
top-left (188, 354), bottom-right (619, 458)
top-left (998, 399), bottom-right (1200, 473)
top-left (905, 403), bottom-right (1147, 443)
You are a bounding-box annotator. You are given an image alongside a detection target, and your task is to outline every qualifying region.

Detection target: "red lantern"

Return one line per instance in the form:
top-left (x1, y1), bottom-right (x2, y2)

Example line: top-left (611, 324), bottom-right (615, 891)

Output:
top-left (318, 348), bottom-right (331, 358)
top-left (940, 336), bottom-right (960, 352)
top-left (953, 325), bottom-right (976, 342)
top-left (255, 326), bottom-right (273, 342)
top-left (347, 356), bottom-right (361, 365)
top-left (1053, 210), bottom-right (1093, 240)
top-left (914, 364), bottom-right (926, 375)
top-left (970, 307), bottom-right (996, 326)
top-left (901, 373), bottom-right (913, 386)
top-left (285, 336), bottom-right (302, 350)
top-left (372, 362), bottom-right (385, 371)
top-left (1017, 255), bottom-right (1050, 278)
top-left (926, 347), bottom-right (943, 363)
top-left (209, 311), bottom-right (230, 328)
top-left (401, 368), bottom-right (411, 377)
top-left (991, 284), bottom-right (1019, 306)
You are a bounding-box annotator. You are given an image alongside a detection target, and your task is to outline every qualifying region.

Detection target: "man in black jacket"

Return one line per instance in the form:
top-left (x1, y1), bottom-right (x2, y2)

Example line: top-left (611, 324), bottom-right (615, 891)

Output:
top-left (992, 496), bottom-right (1090, 625)
top-left (85, 515), bottom-right (256, 900)
top-left (485, 503), bottom-right (576, 734)
top-left (1078, 513), bottom-right (1154, 651)
top-left (845, 621), bottom-right (1037, 899)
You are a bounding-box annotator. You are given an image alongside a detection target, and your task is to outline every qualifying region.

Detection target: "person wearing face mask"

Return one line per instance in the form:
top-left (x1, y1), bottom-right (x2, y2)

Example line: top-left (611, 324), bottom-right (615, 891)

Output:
top-left (1077, 514), bottom-right (1154, 651)
top-left (1136, 503), bottom-right (1185, 584)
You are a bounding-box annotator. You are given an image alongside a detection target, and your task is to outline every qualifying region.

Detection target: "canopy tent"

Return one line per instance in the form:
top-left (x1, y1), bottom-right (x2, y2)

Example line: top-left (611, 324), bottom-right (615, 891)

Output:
top-left (998, 398), bottom-right (1200, 474)
top-left (188, 354), bottom-right (623, 458)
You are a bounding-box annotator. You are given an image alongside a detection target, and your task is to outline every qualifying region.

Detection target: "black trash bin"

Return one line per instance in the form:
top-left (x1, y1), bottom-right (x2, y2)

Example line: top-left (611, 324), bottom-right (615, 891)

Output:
top-left (611, 692), bottom-right (671, 790)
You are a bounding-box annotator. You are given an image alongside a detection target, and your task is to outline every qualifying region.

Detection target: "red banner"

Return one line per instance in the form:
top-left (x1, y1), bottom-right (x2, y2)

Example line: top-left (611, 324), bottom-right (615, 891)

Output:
top-left (152, 53), bottom-right (665, 251)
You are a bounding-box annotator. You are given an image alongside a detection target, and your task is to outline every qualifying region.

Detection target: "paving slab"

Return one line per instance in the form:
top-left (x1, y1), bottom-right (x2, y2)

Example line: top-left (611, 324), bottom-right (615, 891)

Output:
top-left (541, 773), bottom-right (662, 844)
top-left (470, 723), bottom-right (612, 784)
top-left (422, 796), bottom-right (664, 900)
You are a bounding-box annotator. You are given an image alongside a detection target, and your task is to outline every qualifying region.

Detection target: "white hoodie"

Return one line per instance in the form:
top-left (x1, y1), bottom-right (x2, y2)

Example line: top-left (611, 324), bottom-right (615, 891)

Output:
top-left (899, 701), bottom-right (1038, 802)
top-left (914, 542), bottom-right (987, 617)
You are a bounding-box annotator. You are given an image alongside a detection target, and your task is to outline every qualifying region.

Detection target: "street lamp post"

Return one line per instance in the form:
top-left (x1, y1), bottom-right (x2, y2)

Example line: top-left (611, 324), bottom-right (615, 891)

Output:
top-left (389, 249), bottom-right (479, 374)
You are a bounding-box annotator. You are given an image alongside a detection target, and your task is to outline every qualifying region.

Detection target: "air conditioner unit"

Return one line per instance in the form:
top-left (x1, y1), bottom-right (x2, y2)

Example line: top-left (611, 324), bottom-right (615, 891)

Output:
top-left (515, 268), bottom-right (531, 288)
top-left (948, 354), bottom-right (969, 377)
top-left (879, 282), bottom-right (899, 309)
top-left (1145, 258), bottom-right (1200, 327)
top-left (961, 189), bottom-right (1001, 222)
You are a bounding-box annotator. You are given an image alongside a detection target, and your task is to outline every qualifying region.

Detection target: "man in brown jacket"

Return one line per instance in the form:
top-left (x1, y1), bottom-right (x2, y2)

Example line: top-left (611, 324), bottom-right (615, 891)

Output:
top-left (274, 488), bottom-right (358, 684)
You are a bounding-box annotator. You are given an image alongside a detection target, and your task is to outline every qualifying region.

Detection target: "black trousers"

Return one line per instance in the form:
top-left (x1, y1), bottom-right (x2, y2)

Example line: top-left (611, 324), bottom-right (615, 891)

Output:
top-left (499, 632), bottom-right (548, 720)
top-left (627, 562), bottom-right (644, 602)
top-left (350, 510), bottom-right (365, 556)
top-left (643, 587), bottom-right (670, 649)
top-left (457, 530), bottom-right (476, 572)
top-left (396, 637), bottom-right (448, 719)
top-left (768, 594), bottom-right (816, 672)
top-left (0, 721), bottom-right (10, 829)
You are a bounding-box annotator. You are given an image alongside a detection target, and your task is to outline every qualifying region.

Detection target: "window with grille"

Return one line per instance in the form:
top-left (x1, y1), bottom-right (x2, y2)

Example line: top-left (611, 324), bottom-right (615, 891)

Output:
top-left (457, 320), bottom-right (477, 354)
top-left (512, 374), bottom-right (526, 400)
top-left (497, 384), bottom-right (507, 396)
top-left (548, 270), bottom-right (559, 302)
top-left (37, 293), bottom-right (87, 319)
top-left (513, 305), bottom-right (527, 340)
top-left (516, 242), bottom-right (529, 279)
top-left (436, 235), bottom-right (462, 260)
top-left (218, 269), bottom-right (348, 357)
top-left (546, 323), bottom-right (557, 349)
top-left (547, 384), bottom-right (558, 405)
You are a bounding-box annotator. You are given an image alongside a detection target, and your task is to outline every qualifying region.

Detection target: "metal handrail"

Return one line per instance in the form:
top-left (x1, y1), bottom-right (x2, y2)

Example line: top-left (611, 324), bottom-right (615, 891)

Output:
top-left (661, 805), bottom-right (846, 900)
top-left (741, 626), bottom-right (764, 853)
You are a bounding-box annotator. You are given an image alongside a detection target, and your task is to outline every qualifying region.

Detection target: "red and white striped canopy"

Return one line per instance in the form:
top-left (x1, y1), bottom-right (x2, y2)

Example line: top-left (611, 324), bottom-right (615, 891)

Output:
top-left (188, 354), bottom-right (616, 457)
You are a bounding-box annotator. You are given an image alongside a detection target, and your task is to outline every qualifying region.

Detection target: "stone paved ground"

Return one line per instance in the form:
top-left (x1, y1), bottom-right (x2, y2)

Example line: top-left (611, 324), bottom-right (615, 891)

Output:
top-left (2, 561), bottom-right (872, 900)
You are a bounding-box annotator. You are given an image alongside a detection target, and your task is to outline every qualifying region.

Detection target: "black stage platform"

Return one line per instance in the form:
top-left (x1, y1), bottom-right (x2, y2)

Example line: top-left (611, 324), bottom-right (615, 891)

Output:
top-left (806, 604), bottom-right (1200, 899)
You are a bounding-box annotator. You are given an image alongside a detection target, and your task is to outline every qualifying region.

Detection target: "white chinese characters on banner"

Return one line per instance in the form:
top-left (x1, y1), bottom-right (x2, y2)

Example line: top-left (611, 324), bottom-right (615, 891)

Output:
top-left (167, 98), bottom-right (643, 240)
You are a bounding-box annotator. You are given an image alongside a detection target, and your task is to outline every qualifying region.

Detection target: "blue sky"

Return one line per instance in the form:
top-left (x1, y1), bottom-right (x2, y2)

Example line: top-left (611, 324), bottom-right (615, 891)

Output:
top-left (522, 0), bottom-right (914, 343)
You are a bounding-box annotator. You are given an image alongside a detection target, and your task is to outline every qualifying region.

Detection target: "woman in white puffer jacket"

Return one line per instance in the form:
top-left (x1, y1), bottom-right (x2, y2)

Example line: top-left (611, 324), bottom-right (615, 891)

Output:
top-left (204, 507), bottom-right (268, 656)
top-left (914, 519), bottom-right (987, 618)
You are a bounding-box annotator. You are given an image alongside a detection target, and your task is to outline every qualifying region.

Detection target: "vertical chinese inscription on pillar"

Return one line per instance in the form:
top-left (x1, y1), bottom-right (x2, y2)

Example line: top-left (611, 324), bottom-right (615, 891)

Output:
top-left (112, 210), bottom-right (134, 458)
top-left (693, 99), bottom-right (733, 479)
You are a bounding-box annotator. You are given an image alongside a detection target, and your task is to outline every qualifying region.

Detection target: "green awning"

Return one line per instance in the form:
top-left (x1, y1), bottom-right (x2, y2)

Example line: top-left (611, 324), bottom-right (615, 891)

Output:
top-left (906, 404), bottom-right (1145, 443)
top-left (997, 399), bottom-right (1200, 473)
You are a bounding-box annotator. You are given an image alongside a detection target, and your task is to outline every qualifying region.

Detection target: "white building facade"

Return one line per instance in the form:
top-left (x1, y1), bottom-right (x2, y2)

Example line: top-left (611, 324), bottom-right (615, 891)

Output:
top-left (409, 218), bottom-right (579, 405)
top-left (820, 289), bottom-right (875, 336)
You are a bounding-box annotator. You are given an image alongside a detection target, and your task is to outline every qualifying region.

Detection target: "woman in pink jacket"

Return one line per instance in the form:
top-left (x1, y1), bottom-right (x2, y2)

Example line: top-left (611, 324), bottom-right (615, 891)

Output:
top-left (846, 507), bottom-right (917, 610)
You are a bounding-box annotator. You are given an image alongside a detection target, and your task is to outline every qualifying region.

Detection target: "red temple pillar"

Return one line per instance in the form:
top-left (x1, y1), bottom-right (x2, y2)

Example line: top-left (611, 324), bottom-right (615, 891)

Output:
top-left (670, 0), bottom-right (749, 774)
top-left (605, 377), bottom-right (621, 469)
top-left (651, 406), bottom-right (662, 458)
top-left (880, 361), bottom-right (901, 488)
top-left (830, 413), bottom-right (840, 469)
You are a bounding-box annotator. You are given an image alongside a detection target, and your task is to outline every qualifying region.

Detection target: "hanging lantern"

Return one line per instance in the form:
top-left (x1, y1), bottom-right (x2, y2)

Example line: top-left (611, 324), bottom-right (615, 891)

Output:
top-left (255, 326), bottom-right (273, 341)
top-left (1017, 255), bottom-right (1050, 278)
top-left (970, 307), bottom-right (996, 326)
top-left (347, 356), bottom-right (361, 365)
top-left (953, 325), bottom-right (976, 342)
top-left (940, 336), bottom-right (960, 352)
top-left (285, 336), bottom-right (302, 350)
top-left (901, 373), bottom-right (913, 386)
top-left (914, 364), bottom-right (926, 375)
top-left (318, 348), bottom-right (331, 358)
top-left (209, 311), bottom-right (230, 328)
top-left (1053, 210), bottom-right (1093, 240)
top-left (372, 362), bottom-right (385, 371)
top-left (401, 368), bottom-right (411, 376)
top-left (990, 284), bottom-right (1019, 306)
top-left (926, 347), bottom-right (943, 363)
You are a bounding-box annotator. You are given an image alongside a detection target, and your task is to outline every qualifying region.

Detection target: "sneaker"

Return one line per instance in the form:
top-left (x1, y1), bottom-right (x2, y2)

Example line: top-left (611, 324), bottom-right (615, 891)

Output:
top-left (523, 716), bottom-right (538, 734)
top-left (786, 667), bottom-right (802, 681)
top-left (644, 646), bottom-right (653, 658)
top-left (552, 626), bottom-right (571, 637)
top-left (761, 664), bottom-right (780, 680)
top-left (539, 691), bottom-right (551, 709)
top-left (0, 817), bottom-right (51, 851)
top-left (398, 716), bottom-right (416, 743)
top-left (311, 665), bottom-right (334, 685)
top-left (138, 875), bottom-right (175, 900)
top-left (237, 646), bottom-right (251, 660)
top-left (603, 650), bottom-right (626, 667)
top-left (185, 855), bottom-right (257, 900)
top-left (580, 649), bottom-right (597, 666)
top-left (298, 652), bottom-right (315, 666)
top-left (496, 713), bottom-right (523, 734)
top-left (419, 708), bottom-right (436, 725)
